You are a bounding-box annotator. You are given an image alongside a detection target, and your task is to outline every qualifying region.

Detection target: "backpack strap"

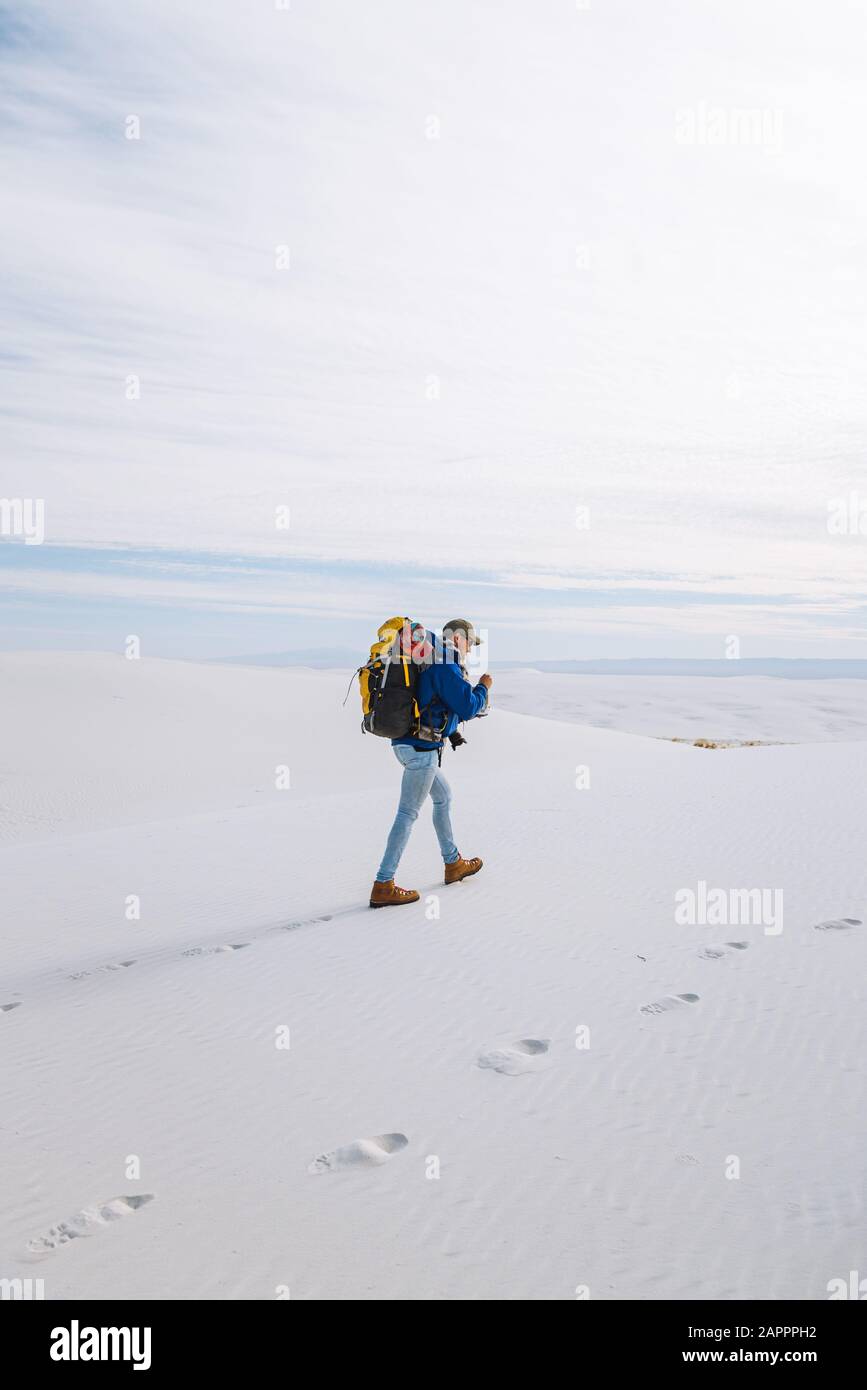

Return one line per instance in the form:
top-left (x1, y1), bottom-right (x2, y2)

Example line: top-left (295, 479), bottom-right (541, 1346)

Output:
top-left (342, 667), bottom-right (363, 706)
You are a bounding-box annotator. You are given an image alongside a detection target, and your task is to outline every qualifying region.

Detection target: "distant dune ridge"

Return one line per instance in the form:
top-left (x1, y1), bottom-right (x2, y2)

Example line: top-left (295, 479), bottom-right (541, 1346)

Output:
top-left (218, 654), bottom-right (867, 679)
top-left (1, 652), bottom-right (865, 1299)
top-left (493, 670), bottom-right (867, 745)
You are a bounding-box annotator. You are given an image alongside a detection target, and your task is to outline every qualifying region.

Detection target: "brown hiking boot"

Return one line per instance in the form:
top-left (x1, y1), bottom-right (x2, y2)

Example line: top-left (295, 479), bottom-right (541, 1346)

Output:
top-left (444, 856), bottom-right (483, 885)
top-left (369, 879), bottom-right (420, 909)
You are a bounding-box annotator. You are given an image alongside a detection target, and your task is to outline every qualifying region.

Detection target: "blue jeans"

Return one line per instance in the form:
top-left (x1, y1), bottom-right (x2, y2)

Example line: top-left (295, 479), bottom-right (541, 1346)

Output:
top-left (376, 746), bottom-right (460, 882)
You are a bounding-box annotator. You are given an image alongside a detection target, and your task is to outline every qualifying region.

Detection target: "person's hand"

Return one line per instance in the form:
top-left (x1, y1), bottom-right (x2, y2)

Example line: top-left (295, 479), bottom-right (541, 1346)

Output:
top-left (478, 673), bottom-right (493, 689)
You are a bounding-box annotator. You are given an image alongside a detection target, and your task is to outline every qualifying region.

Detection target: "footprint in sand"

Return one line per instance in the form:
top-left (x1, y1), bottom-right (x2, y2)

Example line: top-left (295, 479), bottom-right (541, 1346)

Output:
top-left (640, 993), bottom-right (700, 1016)
top-left (813, 917), bottom-right (861, 932)
top-left (281, 915), bottom-right (333, 933)
top-left (308, 1133), bottom-right (408, 1174)
top-left (1, 1001), bottom-right (22, 1013)
top-left (182, 943), bottom-right (250, 957)
top-left (477, 1038), bottom-right (551, 1075)
top-left (698, 941), bottom-right (749, 959)
top-left (25, 1194), bottom-right (154, 1258)
top-left (68, 960), bottom-right (137, 981)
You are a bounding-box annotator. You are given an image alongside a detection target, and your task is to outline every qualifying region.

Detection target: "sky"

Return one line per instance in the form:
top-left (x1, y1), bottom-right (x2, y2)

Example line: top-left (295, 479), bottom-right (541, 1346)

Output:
top-left (1, 0), bottom-right (866, 662)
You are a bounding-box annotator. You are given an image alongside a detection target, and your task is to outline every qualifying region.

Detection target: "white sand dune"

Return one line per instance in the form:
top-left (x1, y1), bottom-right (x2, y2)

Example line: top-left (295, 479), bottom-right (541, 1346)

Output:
top-left (1, 655), bottom-right (865, 1300)
top-left (494, 671), bottom-right (867, 744)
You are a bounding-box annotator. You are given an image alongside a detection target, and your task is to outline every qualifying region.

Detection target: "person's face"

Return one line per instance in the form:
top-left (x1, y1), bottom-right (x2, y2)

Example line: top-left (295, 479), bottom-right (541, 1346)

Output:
top-left (452, 631), bottom-right (469, 658)
top-left (409, 623), bottom-right (430, 661)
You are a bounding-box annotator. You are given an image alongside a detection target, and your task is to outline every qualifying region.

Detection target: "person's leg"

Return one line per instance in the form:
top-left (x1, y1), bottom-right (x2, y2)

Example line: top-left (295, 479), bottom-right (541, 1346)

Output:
top-left (376, 747), bottom-right (437, 882)
top-left (429, 767), bottom-right (459, 865)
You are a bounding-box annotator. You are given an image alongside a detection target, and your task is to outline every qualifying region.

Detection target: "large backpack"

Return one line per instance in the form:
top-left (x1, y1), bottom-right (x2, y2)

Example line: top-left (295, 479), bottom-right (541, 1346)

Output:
top-left (356, 617), bottom-right (430, 739)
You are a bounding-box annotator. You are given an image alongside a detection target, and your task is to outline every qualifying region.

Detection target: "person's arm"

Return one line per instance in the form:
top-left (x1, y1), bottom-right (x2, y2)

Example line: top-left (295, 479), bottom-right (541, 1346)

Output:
top-left (433, 662), bottom-right (489, 721)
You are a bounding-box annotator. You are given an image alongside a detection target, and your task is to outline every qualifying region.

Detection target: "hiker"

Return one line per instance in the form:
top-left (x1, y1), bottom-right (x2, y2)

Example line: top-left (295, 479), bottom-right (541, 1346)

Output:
top-left (369, 619), bottom-right (492, 908)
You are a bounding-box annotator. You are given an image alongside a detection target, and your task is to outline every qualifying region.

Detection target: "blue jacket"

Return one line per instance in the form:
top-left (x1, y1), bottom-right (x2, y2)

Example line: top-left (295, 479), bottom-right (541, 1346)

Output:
top-left (393, 644), bottom-right (488, 751)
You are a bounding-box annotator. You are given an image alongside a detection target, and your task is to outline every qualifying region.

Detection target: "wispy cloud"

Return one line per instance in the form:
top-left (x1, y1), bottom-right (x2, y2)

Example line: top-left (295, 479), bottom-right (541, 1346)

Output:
top-left (2, 1), bottom-right (866, 654)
